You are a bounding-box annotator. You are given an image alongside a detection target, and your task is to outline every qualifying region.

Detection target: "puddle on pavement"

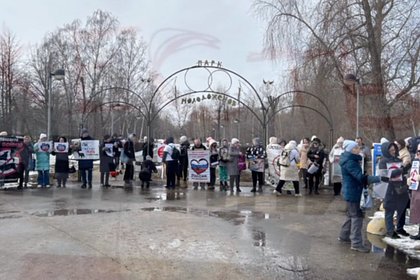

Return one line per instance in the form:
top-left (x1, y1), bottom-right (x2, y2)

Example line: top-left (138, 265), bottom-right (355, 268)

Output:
top-left (33, 208), bottom-right (130, 217)
top-left (144, 192), bottom-right (186, 202)
top-left (141, 206), bottom-right (270, 225)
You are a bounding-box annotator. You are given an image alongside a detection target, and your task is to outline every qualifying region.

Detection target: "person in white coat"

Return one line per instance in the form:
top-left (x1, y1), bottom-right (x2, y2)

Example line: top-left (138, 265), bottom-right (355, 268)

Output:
top-left (329, 137), bottom-right (345, 196)
top-left (274, 141), bottom-right (301, 196)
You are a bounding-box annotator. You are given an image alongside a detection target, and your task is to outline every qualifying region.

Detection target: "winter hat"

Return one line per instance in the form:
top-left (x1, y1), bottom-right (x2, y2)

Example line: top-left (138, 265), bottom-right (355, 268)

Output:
top-left (39, 133), bottom-right (47, 140)
top-left (312, 138), bottom-right (321, 144)
top-left (252, 137), bottom-right (261, 145)
top-left (380, 137), bottom-right (389, 144)
top-left (81, 128), bottom-right (88, 135)
top-left (209, 139), bottom-right (217, 147)
top-left (180, 135), bottom-right (188, 143)
top-left (269, 137), bottom-right (278, 145)
top-left (311, 135), bottom-right (318, 141)
top-left (167, 136), bottom-right (174, 144)
top-left (143, 136), bottom-right (148, 142)
top-left (336, 137), bottom-right (344, 144)
top-left (343, 140), bottom-right (358, 152)
top-left (231, 138), bottom-right (240, 145)
top-left (0, 131), bottom-right (8, 136)
top-left (289, 140), bottom-right (297, 149)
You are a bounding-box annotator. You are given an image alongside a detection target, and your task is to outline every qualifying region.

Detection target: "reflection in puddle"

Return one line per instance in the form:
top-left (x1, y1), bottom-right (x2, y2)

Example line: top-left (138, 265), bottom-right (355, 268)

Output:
top-left (253, 229), bottom-right (266, 247)
top-left (0, 215), bottom-right (22, 220)
top-left (145, 192), bottom-right (186, 202)
top-left (141, 206), bottom-right (271, 226)
top-left (33, 208), bottom-right (130, 217)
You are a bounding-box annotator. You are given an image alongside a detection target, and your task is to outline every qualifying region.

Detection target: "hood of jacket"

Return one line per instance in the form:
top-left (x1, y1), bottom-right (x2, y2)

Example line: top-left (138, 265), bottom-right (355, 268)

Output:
top-left (381, 141), bottom-right (399, 159)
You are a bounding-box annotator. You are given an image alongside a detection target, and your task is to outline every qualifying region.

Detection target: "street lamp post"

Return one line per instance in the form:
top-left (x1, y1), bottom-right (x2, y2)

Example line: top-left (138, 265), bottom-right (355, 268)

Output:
top-left (233, 119), bottom-right (240, 140)
top-left (344, 74), bottom-right (360, 138)
top-left (47, 69), bottom-right (65, 140)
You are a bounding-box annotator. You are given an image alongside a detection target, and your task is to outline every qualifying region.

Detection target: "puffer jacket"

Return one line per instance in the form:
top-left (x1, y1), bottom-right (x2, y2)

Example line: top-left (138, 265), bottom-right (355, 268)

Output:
top-left (34, 142), bottom-right (50, 171)
top-left (340, 151), bottom-right (367, 203)
top-left (379, 142), bottom-right (409, 211)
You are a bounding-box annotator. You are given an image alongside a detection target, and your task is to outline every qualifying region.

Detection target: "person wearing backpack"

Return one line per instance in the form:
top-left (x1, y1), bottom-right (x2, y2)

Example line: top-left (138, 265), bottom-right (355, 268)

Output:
top-left (274, 140), bottom-right (301, 196)
top-left (162, 136), bottom-right (179, 190)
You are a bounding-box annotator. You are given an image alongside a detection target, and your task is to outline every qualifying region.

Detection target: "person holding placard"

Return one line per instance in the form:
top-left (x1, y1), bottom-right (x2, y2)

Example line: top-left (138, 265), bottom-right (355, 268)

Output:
top-left (379, 141), bottom-right (410, 238)
top-left (52, 136), bottom-right (70, 188)
top-left (78, 129), bottom-right (94, 189)
top-left (408, 144), bottom-right (420, 239)
top-left (33, 133), bottom-right (51, 188)
top-left (100, 135), bottom-right (114, 188)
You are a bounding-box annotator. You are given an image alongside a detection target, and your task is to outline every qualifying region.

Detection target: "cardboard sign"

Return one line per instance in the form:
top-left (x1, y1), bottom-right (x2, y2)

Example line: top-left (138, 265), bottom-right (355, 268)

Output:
top-left (409, 160), bottom-right (419, 191)
top-left (54, 142), bottom-right (69, 153)
top-left (38, 141), bottom-right (53, 153)
top-left (188, 150), bottom-right (210, 182)
top-left (0, 136), bottom-right (23, 184)
top-left (372, 143), bottom-right (382, 176)
top-left (104, 143), bottom-right (114, 157)
top-left (72, 140), bottom-right (100, 160)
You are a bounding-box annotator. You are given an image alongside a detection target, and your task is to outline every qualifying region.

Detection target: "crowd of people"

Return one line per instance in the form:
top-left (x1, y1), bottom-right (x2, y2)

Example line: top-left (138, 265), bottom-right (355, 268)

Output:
top-left (3, 128), bottom-right (420, 254)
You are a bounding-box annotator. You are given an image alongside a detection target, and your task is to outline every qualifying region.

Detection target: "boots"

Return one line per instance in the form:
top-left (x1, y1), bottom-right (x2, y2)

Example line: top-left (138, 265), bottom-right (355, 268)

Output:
top-left (250, 187), bottom-right (257, 193)
top-left (236, 187), bottom-right (242, 192)
top-left (258, 185), bottom-right (263, 193)
top-left (410, 228), bottom-right (420, 240)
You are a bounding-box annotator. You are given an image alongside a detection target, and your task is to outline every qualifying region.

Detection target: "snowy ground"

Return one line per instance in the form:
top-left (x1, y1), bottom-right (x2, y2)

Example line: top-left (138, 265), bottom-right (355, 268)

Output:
top-left (371, 210), bottom-right (420, 278)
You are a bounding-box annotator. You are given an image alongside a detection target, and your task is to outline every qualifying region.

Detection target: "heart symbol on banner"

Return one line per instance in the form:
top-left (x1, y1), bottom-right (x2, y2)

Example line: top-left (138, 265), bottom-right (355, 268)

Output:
top-left (191, 159), bottom-right (209, 175)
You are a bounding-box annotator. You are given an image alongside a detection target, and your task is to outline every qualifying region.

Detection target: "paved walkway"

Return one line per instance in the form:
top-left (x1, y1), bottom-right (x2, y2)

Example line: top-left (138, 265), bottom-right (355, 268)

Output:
top-left (0, 176), bottom-right (415, 279)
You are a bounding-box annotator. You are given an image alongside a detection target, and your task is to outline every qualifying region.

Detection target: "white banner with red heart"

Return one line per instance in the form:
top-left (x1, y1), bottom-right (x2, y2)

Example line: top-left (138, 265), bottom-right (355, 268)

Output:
top-left (188, 150), bottom-right (210, 182)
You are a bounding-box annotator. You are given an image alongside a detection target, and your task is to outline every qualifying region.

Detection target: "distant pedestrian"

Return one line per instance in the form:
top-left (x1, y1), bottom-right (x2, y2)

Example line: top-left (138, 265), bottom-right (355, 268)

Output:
top-left (33, 133), bottom-right (50, 188)
top-left (17, 135), bottom-right (34, 189)
top-left (139, 155), bottom-right (157, 189)
top-left (123, 133), bottom-right (136, 187)
top-left (78, 129), bottom-right (94, 189)
top-left (246, 137), bottom-right (267, 193)
top-left (191, 138), bottom-right (207, 190)
top-left (178, 136), bottom-right (190, 182)
top-left (329, 137), bottom-right (345, 196)
top-left (52, 136), bottom-right (71, 188)
top-left (274, 140), bottom-right (301, 196)
top-left (307, 138), bottom-right (325, 195)
top-left (227, 138), bottom-right (241, 193)
top-left (100, 135), bottom-right (115, 188)
top-left (162, 136), bottom-right (178, 189)
top-left (208, 139), bottom-right (219, 190)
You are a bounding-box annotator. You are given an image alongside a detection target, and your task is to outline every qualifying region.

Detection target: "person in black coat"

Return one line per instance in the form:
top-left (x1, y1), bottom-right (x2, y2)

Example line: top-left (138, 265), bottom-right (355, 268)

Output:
top-left (77, 129), bottom-right (94, 189)
top-left (178, 136), bottom-right (190, 182)
top-left (379, 141), bottom-right (410, 239)
top-left (123, 133), bottom-right (137, 186)
top-left (139, 155), bottom-right (157, 188)
top-left (307, 138), bottom-right (325, 195)
top-left (100, 135), bottom-right (115, 188)
top-left (52, 136), bottom-right (71, 188)
top-left (142, 137), bottom-right (154, 161)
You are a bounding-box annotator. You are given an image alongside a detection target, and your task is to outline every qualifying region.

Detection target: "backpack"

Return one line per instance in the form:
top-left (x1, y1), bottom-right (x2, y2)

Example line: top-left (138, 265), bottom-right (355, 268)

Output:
top-left (171, 146), bottom-right (180, 160)
top-left (278, 150), bottom-right (291, 167)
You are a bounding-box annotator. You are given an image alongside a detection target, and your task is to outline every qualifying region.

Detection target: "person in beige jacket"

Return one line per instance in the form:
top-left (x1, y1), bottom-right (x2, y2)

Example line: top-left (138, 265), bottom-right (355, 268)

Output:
top-left (299, 138), bottom-right (310, 189)
top-left (395, 139), bottom-right (412, 169)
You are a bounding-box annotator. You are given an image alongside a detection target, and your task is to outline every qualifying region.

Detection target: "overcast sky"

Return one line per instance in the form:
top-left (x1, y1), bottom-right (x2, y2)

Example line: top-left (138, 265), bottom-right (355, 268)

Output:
top-left (1, 0), bottom-right (290, 87)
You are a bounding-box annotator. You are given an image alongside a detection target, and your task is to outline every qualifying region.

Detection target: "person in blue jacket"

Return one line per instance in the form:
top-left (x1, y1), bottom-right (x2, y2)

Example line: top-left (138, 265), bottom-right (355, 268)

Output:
top-left (338, 140), bottom-right (380, 253)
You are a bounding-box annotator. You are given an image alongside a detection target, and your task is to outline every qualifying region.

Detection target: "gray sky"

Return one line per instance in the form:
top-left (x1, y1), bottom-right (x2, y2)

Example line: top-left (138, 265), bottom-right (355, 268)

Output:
top-left (1, 0), bottom-right (290, 87)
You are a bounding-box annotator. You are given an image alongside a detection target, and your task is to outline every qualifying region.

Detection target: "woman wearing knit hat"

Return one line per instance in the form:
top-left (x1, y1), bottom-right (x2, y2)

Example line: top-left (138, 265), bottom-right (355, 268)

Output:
top-left (33, 133), bottom-right (51, 188)
top-left (246, 137), bottom-right (267, 193)
top-left (338, 140), bottom-right (380, 253)
top-left (329, 137), bottom-right (345, 196)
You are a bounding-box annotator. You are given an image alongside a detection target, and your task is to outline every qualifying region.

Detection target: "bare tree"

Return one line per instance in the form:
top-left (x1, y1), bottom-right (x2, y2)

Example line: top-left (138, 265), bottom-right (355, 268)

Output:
top-left (254, 0), bottom-right (420, 139)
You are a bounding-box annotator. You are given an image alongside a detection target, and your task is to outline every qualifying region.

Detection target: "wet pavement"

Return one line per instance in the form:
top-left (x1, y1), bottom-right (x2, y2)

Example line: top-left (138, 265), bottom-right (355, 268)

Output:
top-left (0, 177), bottom-right (416, 280)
